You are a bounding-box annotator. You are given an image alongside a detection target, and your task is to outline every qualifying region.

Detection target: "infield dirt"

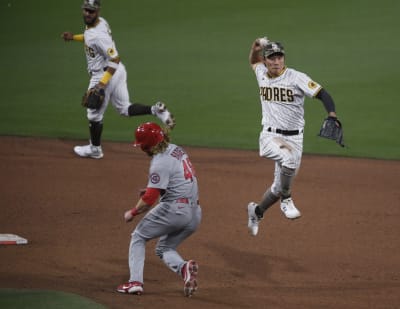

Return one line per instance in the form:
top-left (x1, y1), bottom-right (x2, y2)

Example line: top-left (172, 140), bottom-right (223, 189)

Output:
top-left (1, 136), bottom-right (399, 309)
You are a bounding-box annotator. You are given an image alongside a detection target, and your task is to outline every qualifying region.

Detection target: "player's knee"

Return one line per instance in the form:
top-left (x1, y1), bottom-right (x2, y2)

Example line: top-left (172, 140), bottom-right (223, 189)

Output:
top-left (271, 184), bottom-right (282, 196)
top-left (117, 105), bottom-right (129, 117)
top-left (281, 157), bottom-right (296, 169)
top-left (131, 231), bottom-right (143, 243)
top-left (281, 166), bottom-right (295, 177)
top-left (155, 246), bottom-right (173, 259)
top-left (87, 114), bottom-right (103, 122)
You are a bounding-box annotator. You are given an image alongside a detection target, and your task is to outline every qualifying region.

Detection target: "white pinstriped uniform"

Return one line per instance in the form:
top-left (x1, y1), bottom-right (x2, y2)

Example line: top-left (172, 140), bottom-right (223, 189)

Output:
top-left (252, 63), bottom-right (321, 195)
top-left (83, 17), bottom-right (131, 121)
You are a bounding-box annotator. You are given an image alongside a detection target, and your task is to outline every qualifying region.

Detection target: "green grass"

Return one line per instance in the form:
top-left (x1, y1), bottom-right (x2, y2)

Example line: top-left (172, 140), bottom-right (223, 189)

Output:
top-left (0, 0), bottom-right (399, 159)
top-left (0, 289), bottom-right (106, 309)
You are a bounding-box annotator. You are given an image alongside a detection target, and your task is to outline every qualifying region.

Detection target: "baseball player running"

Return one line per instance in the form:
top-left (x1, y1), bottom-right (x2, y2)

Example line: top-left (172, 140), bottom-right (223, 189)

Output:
top-left (247, 37), bottom-right (341, 236)
top-left (61, 0), bottom-right (175, 159)
top-left (117, 122), bottom-right (202, 297)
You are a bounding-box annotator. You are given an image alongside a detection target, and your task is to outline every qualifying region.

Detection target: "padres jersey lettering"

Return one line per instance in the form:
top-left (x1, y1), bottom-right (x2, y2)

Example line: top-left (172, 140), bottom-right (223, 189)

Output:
top-left (260, 86), bottom-right (294, 102)
top-left (254, 64), bottom-right (322, 130)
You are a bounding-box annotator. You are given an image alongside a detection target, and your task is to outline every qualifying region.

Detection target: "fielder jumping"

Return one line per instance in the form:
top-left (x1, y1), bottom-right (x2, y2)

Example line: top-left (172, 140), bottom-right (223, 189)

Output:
top-left (247, 37), bottom-right (342, 236)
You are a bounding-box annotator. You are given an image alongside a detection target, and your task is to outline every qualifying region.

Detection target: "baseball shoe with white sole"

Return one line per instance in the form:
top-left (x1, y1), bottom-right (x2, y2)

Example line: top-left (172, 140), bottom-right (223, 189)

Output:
top-left (280, 197), bottom-right (301, 219)
top-left (182, 260), bottom-right (198, 297)
top-left (152, 102), bottom-right (175, 129)
top-left (247, 202), bottom-right (262, 236)
top-left (73, 144), bottom-right (103, 159)
top-left (117, 281), bottom-right (144, 295)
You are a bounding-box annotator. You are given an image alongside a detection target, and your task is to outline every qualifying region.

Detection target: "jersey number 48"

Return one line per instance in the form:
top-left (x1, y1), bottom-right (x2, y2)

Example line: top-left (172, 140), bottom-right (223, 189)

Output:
top-left (183, 158), bottom-right (196, 181)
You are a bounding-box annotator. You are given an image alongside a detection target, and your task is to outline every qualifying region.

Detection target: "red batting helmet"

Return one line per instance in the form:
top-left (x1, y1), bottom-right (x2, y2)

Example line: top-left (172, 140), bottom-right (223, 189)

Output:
top-left (133, 122), bottom-right (165, 151)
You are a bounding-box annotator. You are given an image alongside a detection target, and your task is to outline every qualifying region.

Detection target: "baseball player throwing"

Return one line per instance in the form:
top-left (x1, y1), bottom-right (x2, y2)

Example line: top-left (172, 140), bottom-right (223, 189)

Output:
top-left (247, 37), bottom-right (341, 236)
top-left (61, 0), bottom-right (175, 159)
top-left (117, 122), bottom-right (201, 297)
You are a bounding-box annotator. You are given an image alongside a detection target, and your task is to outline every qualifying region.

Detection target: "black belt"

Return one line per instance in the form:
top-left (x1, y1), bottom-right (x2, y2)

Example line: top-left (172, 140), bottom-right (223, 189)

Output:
top-left (267, 127), bottom-right (302, 136)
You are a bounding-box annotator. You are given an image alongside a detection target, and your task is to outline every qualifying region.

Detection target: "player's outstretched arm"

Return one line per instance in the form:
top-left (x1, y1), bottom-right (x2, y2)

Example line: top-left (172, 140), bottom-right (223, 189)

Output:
top-left (316, 88), bottom-right (337, 118)
top-left (61, 32), bottom-right (84, 42)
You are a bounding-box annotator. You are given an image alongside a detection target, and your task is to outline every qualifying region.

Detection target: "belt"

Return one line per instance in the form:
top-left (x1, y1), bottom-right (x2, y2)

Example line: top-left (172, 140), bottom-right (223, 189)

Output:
top-left (176, 198), bottom-right (199, 205)
top-left (267, 127), bottom-right (303, 136)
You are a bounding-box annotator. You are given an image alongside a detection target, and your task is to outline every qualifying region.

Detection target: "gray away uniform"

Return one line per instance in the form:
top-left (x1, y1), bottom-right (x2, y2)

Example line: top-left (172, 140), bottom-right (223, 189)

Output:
top-left (128, 143), bottom-right (202, 283)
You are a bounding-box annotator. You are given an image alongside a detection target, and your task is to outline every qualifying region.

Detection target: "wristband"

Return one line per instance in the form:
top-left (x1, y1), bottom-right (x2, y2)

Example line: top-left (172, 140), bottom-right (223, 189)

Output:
top-left (73, 34), bottom-right (84, 42)
top-left (130, 207), bottom-right (139, 217)
top-left (100, 71), bottom-right (113, 85)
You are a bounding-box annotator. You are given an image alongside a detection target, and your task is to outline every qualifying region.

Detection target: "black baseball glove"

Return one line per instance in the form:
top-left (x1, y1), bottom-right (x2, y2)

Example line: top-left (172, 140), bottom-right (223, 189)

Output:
top-left (82, 86), bottom-right (105, 109)
top-left (318, 116), bottom-right (345, 147)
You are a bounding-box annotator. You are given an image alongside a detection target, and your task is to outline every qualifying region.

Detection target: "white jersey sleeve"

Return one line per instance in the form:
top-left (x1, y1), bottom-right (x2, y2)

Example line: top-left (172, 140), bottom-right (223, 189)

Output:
top-left (253, 62), bottom-right (266, 81)
top-left (294, 71), bottom-right (322, 98)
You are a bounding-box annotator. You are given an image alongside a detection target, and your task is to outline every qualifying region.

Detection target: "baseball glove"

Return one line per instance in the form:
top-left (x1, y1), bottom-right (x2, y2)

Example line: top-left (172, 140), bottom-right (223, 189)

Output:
top-left (318, 116), bottom-right (345, 147)
top-left (82, 87), bottom-right (105, 109)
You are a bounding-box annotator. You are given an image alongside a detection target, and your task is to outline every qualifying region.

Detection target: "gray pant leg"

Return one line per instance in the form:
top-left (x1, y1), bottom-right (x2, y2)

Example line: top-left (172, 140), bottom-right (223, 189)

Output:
top-left (129, 231), bottom-right (147, 283)
top-left (129, 204), bottom-right (201, 283)
top-left (156, 206), bottom-right (202, 275)
top-left (128, 204), bottom-right (174, 283)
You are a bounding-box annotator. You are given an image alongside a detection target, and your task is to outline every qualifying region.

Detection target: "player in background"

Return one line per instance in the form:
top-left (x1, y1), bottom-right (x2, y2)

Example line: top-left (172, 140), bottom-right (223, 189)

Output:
top-left (117, 122), bottom-right (201, 297)
top-left (247, 37), bottom-right (340, 236)
top-left (61, 0), bottom-right (175, 159)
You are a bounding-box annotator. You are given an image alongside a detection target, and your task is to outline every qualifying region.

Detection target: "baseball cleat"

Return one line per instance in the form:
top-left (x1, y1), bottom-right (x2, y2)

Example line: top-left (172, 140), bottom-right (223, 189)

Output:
top-left (280, 197), bottom-right (301, 219)
top-left (247, 202), bottom-right (262, 236)
top-left (73, 144), bottom-right (103, 159)
top-left (182, 260), bottom-right (198, 297)
top-left (117, 281), bottom-right (144, 295)
top-left (152, 102), bottom-right (176, 129)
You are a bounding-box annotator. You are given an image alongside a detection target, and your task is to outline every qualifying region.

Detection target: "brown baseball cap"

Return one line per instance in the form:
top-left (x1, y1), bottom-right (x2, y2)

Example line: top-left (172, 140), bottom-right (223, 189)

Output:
top-left (82, 0), bottom-right (101, 10)
top-left (263, 42), bottom-right (285, 58)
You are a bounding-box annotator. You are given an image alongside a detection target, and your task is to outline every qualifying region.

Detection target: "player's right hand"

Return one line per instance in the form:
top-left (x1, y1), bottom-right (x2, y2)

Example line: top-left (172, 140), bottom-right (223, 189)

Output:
top-left (61, 32), bottom-right (74, 41)
top-left (258, 37), bottom-right (269, 47)
top-left (124, 210), bottom-right (134, 222)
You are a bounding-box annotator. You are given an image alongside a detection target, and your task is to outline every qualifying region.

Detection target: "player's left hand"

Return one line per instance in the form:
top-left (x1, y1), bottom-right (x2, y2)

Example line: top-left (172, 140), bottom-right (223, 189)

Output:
top-left (318, 116), bottom-right (345, 147)
top-left (82, 85), bottom-right (105, 109)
